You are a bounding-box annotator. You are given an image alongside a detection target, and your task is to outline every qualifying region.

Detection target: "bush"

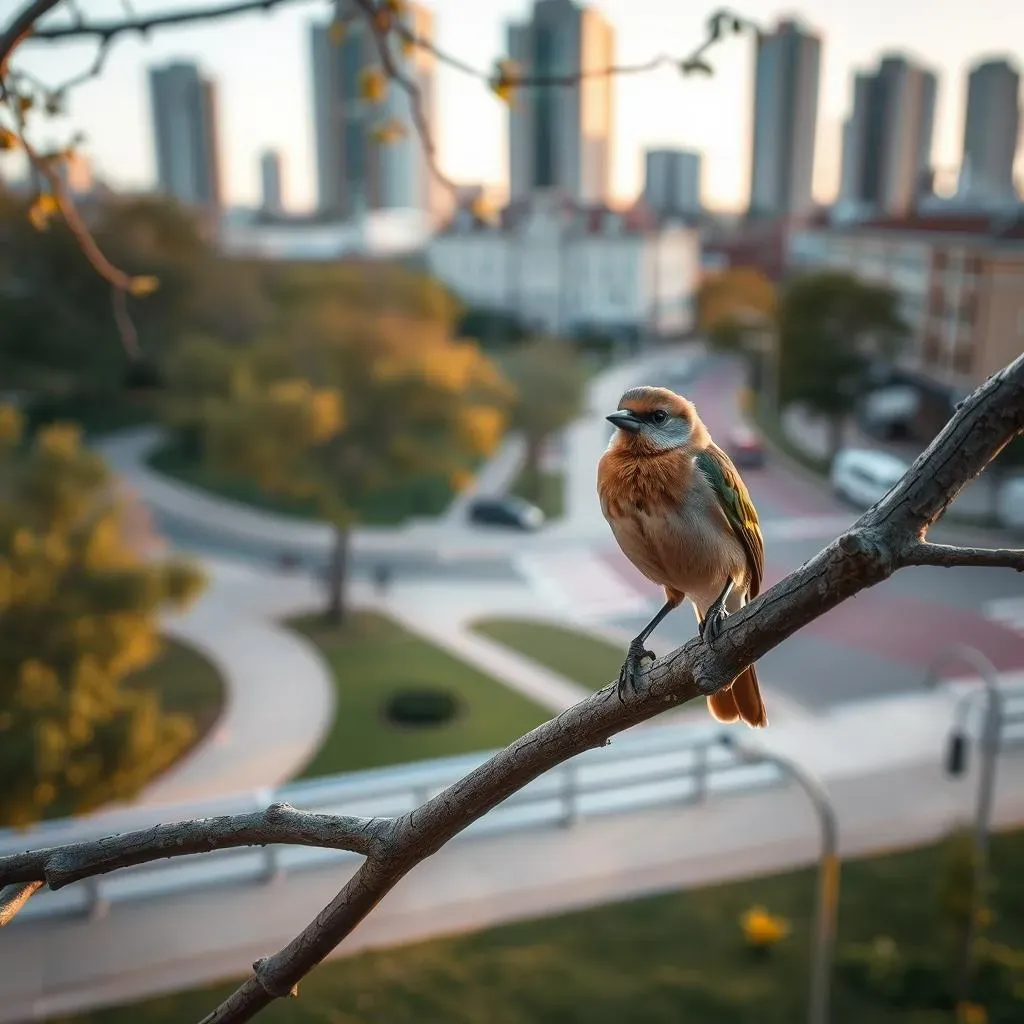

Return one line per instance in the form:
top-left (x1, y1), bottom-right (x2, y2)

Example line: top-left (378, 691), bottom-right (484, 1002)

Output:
top-left (384, 689), bottom-right (461, 727)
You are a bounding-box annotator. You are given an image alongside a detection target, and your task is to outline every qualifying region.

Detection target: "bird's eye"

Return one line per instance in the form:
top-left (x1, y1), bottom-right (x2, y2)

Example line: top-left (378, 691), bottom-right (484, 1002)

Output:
top-left (651, 410), bottom-right (668, 425)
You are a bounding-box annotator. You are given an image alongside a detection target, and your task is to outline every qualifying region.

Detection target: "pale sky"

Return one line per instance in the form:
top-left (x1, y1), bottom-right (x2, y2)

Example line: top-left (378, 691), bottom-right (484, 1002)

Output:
top-left (1, 0), bottom-right (1021, 212)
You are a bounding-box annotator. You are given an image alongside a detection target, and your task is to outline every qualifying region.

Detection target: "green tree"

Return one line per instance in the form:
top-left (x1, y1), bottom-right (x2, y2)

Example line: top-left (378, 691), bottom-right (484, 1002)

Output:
top-left (179, 305), bottom-right (510, 623)
top-left (500, 337), bottom-right (588, 502)
top-left (0, 406), bottom-right (205, 826)
top-left (777, 271), bottom-right (907, 459)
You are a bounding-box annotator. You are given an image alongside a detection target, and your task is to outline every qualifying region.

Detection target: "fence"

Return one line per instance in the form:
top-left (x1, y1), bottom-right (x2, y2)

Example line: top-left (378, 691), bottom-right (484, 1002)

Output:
top-left (0, 721), bottom-right (784, 924)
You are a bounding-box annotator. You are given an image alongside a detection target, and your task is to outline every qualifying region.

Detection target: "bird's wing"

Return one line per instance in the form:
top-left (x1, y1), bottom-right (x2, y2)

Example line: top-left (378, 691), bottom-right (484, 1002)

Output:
top-left (694, 444), bottom-right (764, 598)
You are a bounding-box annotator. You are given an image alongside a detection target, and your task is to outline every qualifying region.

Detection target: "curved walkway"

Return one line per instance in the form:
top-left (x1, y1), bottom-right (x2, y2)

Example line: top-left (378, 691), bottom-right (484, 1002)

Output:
top-left (139, 558), bottom-right (337, 805)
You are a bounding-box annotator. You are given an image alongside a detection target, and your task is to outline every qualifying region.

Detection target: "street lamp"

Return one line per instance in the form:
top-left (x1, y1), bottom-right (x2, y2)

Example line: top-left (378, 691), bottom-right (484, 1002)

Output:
top-left (924, 643), bottom-right (1004, 1009)
top-left (718, 733), bottom-right (839, 1024)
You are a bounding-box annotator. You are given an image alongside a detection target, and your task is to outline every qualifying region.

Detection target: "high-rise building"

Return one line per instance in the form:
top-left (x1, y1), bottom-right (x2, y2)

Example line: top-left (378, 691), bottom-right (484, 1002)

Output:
top-left (959, 57), bottom-right (1020, 202)
top-left (506, 0), bottom-right (614, 204)
top-left (310, 3), bottom-right (438, 218)
top-left (839, 54), bottom-right (938, 218)
top-left (260, 149), bottom-right (284, 215)
top-left (148, 61), bottom-right (222, 209)
top-left (748, 18), bottom-right (821, 219)
top-left (642, 148), bottom-right (702, 217)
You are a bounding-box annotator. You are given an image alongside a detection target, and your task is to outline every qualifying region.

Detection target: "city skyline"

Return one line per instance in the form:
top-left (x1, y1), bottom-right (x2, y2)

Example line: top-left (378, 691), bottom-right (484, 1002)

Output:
top-left (3, 0), bottom-right (1022, 212)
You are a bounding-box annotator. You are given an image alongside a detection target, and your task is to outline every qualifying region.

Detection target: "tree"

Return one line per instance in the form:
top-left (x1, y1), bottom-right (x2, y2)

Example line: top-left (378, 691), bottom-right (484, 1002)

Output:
top-left (777, 271), bottom-right (908, 460)
top-left (179, 303), bottom-right (510, 623)
top-left (500, 337), bottom-right (588, 502)
top-left (3, 355), bottom-right (1023, 1020)
top-left (0, 406), bottom-right (205, 827)
top-left (697, 266), bottom-right (778, 342)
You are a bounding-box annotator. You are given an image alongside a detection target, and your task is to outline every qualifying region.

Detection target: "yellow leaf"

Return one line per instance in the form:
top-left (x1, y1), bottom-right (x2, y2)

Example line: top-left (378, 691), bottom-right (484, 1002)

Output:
top-left (17, 94), bottom-right (33, 114)
top-left (384, 0), bottom-right (406, 12)
top-left (0, 128), bottom-right (17, 151)
top-left (490, 59), bottom-right (520, 106)
top-left (359, 67), bottom-right (388, 105)
top-left (370, 117), bottom-right (407, 145)
top-left (328, 18), bottom-right (347, 45)
top-left (129, 275), bottom-right (160, 297)
top-left (28, 193), bottom-right (58, 231)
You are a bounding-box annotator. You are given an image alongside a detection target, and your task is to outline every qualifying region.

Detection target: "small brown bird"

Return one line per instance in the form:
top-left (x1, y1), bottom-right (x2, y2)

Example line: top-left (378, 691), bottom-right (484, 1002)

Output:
top-left (597, 385), bottom-right (768, 727)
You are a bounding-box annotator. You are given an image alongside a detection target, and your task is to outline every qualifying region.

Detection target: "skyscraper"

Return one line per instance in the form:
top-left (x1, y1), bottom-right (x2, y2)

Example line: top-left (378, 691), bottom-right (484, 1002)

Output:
top-left (839, 54), bottom-right (938, 218)
top-left (506, 0), bottom-right (614, 204)
top-left (748, 18), bottom-right (821, 219)
top-left (310, 3), bottom-right (437, 218)
top-left (260, 150), bottom-right (284, 215)
top-left (149, 61), bottom-right (222, 209)
top-left (959, 57), bottom-right (1020, 201)
top-left (642, 148), bottom-right (702, 217)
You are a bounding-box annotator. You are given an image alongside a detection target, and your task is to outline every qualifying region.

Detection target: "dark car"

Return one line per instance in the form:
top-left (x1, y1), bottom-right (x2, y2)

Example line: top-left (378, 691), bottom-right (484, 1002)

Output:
top-left (467, 496), bottom-right (545, 531)
top-left (726, 426), bottom-right (766, 469)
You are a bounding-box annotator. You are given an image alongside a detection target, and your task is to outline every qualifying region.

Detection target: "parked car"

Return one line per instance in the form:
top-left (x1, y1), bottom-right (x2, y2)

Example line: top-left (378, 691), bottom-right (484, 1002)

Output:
top-left (830, 448), bottom-right (909, 508)
top-left (727, 425), bottom-right (767, 469)
top-left (467, 495), bottom-right (545, 531)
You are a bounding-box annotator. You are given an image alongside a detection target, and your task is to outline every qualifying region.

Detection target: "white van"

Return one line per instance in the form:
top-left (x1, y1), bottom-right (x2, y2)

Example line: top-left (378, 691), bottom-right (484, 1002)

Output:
top-left (830, 448), bottom-right (910, 508)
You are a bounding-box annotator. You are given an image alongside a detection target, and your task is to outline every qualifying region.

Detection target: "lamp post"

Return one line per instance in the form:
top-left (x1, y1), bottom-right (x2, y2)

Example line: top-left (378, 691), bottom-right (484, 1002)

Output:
top-left (719, 734), bottom-right (839, 1024)
top-left (924, 644), bottom-right (1004, 1009)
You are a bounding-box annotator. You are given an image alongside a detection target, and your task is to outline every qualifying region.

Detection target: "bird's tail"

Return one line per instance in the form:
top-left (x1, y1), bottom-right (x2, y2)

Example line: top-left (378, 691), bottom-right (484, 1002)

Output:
top-left (707, 664), bottom-right (769, 729)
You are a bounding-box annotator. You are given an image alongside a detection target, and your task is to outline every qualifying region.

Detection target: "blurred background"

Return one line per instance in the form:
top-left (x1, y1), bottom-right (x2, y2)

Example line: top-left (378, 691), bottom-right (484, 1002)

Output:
top-left (1, 0), bottom-right (1024, 1021)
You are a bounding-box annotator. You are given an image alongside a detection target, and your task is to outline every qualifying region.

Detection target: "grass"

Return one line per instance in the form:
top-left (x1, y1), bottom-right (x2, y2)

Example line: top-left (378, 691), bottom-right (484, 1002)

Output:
top-left (472, 618), bottom-right (624, 690)
top-left (510, 466), bottom-right (565, 519)
top-left (59, 828), bottom-right (1024, 1024)
top-left (148, 438), bottom-right (458, 526)
top-left (289, 612), bottom-right (551, 777)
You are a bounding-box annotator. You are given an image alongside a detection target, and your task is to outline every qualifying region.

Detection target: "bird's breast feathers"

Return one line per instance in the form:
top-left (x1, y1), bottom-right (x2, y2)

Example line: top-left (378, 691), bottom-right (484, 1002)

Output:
top-left (598, 446), bottom-right (749, 594)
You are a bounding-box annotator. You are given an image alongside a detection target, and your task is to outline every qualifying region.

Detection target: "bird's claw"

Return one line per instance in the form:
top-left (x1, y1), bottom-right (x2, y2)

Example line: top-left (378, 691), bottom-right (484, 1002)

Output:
top-left (701, 605), bottom-right (729, 643)
top-left (617, 642), bottom-right (655, 702)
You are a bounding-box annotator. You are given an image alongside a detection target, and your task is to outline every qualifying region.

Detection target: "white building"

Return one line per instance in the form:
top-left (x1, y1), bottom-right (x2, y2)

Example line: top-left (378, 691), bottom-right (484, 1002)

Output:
top-left (959, 57), bottom-right (1020, 204)
top-left (428, 190), bottom-right (700, 339)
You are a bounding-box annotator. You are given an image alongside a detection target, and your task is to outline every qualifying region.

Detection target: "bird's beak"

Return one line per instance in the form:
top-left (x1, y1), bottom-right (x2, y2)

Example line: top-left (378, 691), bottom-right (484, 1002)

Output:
top-left (606, 409), bottom-right (643, 434)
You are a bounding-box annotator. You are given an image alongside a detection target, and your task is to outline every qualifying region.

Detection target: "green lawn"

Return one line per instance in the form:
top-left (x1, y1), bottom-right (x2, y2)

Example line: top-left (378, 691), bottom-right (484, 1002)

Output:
top-left (60, 829), bottom-right (1024, 1024)
top-left (472, 617), bottom-right (625, 690)
top-left (511, 466), bottom-right (565, 519)
top-left (148, 439), bottom-right (459, 526)
top-left (290, 612), bottom-right (551, 777)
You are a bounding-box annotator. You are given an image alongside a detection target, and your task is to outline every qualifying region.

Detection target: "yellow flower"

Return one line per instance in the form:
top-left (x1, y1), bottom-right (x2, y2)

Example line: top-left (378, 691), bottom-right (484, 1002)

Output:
top-left (490, 59), bottom-right (520, 105)
top-left (359, 67), bottom-right (388, 105)
top-left (128, 275), bottom-right (160, 297)
top-left (957, 1002), bottom-right (988, 1024)
top-left (28, 193), bottom-right (59, 231)
top-left (739, 905), bottom-right (790, 948)
top-left (328, 18), bottom-right (347, 45)
top-left (370, 117), bottom-right (407, 145)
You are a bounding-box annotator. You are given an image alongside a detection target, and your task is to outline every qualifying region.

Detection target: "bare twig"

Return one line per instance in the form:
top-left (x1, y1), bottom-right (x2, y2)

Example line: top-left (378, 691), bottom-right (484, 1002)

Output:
top-left (900, 540), bottom-right (1024, 571)
top-left (0, 0), bottom-right (64, 90)
top-left (0, 881), bottom-right (43, 927)
top-left (0, 804), bottom-right (394, 890)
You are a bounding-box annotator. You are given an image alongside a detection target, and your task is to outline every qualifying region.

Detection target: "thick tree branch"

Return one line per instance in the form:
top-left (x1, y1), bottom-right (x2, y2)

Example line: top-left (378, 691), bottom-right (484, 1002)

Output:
top-left (900, 540), bottom-right (1024, 571)
top-left (0, 804), bottom-right (394, 891)
top-left (0, 880), bottom-right (43, 927)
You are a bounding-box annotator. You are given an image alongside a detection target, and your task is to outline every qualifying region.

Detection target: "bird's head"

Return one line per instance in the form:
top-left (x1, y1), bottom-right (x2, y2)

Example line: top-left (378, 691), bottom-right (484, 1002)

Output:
top-left (606, 386), bottom-right (701, 453)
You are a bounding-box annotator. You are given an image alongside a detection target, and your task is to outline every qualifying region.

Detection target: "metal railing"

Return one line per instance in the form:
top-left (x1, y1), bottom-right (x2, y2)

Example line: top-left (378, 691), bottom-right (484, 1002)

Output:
top-left (0, 721), bottom-right (784, 924)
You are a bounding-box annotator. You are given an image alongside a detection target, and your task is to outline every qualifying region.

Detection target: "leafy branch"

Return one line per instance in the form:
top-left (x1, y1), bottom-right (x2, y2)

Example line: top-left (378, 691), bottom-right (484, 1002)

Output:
top-left (2, 353), bottom-right (1022, 1023)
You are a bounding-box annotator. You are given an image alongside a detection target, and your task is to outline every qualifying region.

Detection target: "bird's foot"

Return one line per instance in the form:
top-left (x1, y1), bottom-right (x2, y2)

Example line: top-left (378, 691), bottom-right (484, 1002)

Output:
top-left (700, 603), bottom-right (730, 643)
top-left (617, 639), bottom-right (656, 702)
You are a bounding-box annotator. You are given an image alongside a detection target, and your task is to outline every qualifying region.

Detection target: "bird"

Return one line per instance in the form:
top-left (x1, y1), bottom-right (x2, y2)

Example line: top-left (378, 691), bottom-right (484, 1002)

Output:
top-left (597, 384), bottom-right (768, 728)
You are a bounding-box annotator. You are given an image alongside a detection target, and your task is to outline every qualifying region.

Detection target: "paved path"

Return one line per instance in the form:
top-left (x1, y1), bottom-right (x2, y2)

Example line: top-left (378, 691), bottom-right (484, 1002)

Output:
top-left (139, 559), bottom-right (337, 805)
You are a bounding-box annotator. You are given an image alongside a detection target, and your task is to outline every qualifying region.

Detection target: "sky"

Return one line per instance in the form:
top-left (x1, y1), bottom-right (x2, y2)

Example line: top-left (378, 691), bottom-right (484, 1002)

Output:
top-left (1, 0), bottom-right (1021, 212)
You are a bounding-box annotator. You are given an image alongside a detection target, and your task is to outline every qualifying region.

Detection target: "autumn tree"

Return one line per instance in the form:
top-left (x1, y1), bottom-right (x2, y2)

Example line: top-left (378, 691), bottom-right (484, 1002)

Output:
top-left (500, 337), bottom-right (588, 503)
top-left (697, 266), bottom-right (778, 345)
top-left (0, 406), bottom-right (205, 827)
top-left (171, 301), bottom-right (510, 622)
top-left (777, 271), bottom-right (908, 459)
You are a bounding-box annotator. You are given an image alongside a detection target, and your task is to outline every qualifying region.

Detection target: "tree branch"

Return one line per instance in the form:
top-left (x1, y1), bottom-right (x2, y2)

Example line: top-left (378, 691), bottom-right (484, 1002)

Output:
top-left (0, 0), bottom-right (63, 88)
top-left (0, 880), bottom-right (43, 927)
top-left (900, 540), bottom-right (1024, 571)
top-left (0, 804), bottom-right (394, 891)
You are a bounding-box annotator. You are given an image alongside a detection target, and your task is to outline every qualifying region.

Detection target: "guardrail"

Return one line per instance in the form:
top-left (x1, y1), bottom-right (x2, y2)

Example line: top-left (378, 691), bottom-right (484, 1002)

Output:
top-left (1, 721), bottom-right (784, 924)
